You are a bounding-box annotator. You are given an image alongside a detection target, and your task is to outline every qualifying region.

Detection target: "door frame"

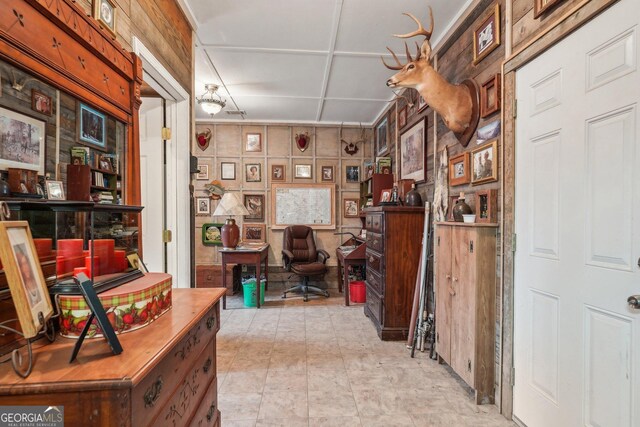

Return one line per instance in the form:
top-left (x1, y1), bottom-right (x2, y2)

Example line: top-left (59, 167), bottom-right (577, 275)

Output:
top-left (132, 37), bottom-right (191, 288)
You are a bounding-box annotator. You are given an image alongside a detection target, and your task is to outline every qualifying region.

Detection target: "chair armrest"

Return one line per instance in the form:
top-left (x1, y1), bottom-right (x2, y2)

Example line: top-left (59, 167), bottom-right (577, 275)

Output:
top-left (282, 249), bottom-right (294, 271)
top-left (317, 249), bottom-right (330, 264)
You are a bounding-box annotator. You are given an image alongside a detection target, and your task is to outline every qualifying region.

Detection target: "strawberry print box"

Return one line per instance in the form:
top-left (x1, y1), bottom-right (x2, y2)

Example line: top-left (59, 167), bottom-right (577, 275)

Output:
top-left (58, 273), bottom-right (173, 338)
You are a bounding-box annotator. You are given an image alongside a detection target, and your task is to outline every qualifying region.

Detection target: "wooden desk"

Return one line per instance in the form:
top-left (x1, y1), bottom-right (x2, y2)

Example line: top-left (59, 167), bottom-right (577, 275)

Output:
top-left (336, 237), bottom-right (366, 306)
top-left (0, 288), bottom-right (226, 427)
top-left (220, 244), bottom-right (270, 309)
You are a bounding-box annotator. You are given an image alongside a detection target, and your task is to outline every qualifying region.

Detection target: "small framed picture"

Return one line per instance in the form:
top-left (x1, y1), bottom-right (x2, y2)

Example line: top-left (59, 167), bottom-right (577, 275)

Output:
top-left (126, 253), bottom-right (148, 273)
top-left (321, 166), bottom-right (334, 182)
top-left (242, 223), bottom-right (266, 243)
top-left (345, 165), bottom-right (360, 183)
top-left (0, 221), bottom-right (53, 338)
top-left (295, 164), bottom-right (312, 179)
top-left (196, 197), bottom-right (211, 215)
top-left (221, 162), bottom-right (236, 180)
top-left (271, 165), bottom-right (285, 181)
top-left (99, 155), bottom-right (113, 172)
top-left (245, 163), bottom-right (261, 182)
top-left (476, 189), bottom-right (498, 223)
top-left (400, 117), bottom-right (427, 183)
top-left (447, 195), bottom-right (460, 221)
top-left (477, 120), bottom-right (501, 144)
top-left (398, 106), bottom-right (407, 129)
top-left (534, 0), bottom-right (565, 18)
top-left (480, 74), bottom-right (501, 118)
top-left (418, 95), bottom-right (428, 112)
top-left (78, 103), bottom-right (106, 151)
top-left (246, 133), bottom-right (262, 152)
top-left (449, 152), bottom-right (471, 186)
top-left (202, 223), bottom-right (224, 246)
top-left (473, 4), bottom-right (500, 65)
top-left (196, 164), bottom-right (209, 180)
top-left (93, 0), bottom-right (117, 37)
top-left (344, 198), bottom-right (359, 218)
top-left (471, 139), bottom-right (499, 185)
top-left (376, 117), bottom-right (389, 156)
top-left (244, 194), bottom-right (265, 221)
top-left (45, 180), bottom-right (65, 200)
top-left (31, 90), bottom-right (52, 116)
top-left (380, 188), bottom-right (392, 203)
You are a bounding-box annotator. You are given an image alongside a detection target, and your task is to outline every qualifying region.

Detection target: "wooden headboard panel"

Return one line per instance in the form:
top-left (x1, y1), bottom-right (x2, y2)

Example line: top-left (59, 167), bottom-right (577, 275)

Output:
top-left (0, 0), bottom-right (142, 205)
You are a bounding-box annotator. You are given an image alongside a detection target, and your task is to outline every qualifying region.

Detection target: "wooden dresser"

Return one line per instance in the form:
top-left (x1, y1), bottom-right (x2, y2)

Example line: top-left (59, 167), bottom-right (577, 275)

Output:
top-left (0, 288), bottom-right (225, 426)
top-left (434, 222), bottom-right (497, 404)
top-left (363, 206), bottom-right (425, 340)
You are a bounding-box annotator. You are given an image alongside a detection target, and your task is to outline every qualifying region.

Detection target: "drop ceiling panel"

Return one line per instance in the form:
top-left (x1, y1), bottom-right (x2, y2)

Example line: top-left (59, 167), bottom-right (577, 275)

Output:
top-left (204, 49), bottom-right (327, 98)
top-left (321, 99), bottom-right (389, 123)
top-left (325, 55), bottom-right (395, 99)
top-left (199, 96), bottom-right (321, 122)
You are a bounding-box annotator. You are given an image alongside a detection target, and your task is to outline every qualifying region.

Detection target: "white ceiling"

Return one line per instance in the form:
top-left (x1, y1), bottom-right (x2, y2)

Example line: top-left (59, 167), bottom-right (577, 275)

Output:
top-left (185, 0), bottom-right (471, 125)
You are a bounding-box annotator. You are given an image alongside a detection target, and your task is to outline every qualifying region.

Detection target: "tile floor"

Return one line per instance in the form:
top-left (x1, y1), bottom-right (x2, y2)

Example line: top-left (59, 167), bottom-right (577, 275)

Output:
top-left (217, 290), bottom-right (516, 427)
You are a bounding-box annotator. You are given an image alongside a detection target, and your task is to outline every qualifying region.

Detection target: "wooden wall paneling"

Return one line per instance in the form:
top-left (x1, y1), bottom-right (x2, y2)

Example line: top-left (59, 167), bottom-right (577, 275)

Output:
top-left (512, 0), bottom-right (584, 48)
top-left (267, 126), bottom-right (291, 157)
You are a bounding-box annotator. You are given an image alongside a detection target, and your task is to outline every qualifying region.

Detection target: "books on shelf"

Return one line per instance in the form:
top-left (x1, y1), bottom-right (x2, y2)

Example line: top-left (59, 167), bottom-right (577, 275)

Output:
top-left (70, 147), bottom-right (90, 165)
top-left (375, 157), bottom-right (391, 174)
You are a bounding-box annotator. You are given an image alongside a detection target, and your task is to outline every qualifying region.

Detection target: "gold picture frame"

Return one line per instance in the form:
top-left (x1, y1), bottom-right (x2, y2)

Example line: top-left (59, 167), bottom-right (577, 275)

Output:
top-left (473, 4), bottom-right (500, 65)
top-left (471, 139), bottom-right (499, 185)
top-left (92, 0), bottom-right (117, 38)
top-left (0, 221), bottom-right (53, 338)
top-left (242, 223), bottom-right (266, 243)
top-left (534, 0), bottom-right (565, 18)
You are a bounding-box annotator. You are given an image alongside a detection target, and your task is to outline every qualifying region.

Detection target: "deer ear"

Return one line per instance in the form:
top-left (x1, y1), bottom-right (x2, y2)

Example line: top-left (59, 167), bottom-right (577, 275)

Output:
top-left (420, 40), bottom-right (432, 62)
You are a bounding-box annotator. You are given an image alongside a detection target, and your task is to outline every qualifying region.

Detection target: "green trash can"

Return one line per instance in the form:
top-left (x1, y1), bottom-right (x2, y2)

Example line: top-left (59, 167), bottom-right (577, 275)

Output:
top-left (242, 278), bottom-right (265, 307)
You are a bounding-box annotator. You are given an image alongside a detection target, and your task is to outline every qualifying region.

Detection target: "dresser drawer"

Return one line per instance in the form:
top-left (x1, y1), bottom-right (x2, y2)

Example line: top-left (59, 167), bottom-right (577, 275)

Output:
top-left (366, 213), bottom-right (384, 233)
top-left (365, 287), bottom-right (383, 325)
top-left (366, 249), bottom-right (383, 275)
top-left (366, 232), bottom-right (383, 253)
top-left (365, 268), bottom-right (383, 295)
top-left (188, 377), bottom-right (219, 427)
top-left (153, 343), bottom-right (216, 427)
top-left (132, 305), bottom-right (218, 426)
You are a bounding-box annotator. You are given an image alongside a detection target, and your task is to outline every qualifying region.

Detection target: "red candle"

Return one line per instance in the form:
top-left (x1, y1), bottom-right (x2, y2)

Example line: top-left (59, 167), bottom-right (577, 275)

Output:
top-left (85, 255), bottom-right (100, 277)
top-left (88, 239), bottom-right (114, 275)
top-left (114, 250), bottom-right (126, 273)
top-left (73, 267), bottom-right (89, 277)
top-left (56, 255), bottom-right (67, 276)
top-left (57, 239), bottom-right (84, 257)
top-left (33, 238), bottom-right (53, 257)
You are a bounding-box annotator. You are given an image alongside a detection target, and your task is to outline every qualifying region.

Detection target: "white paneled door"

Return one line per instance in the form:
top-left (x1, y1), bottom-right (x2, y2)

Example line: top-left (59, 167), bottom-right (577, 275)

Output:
top-left (139, 97), bottom-right (165, 273)
top-left (514, 0), bottom-right (640, 425)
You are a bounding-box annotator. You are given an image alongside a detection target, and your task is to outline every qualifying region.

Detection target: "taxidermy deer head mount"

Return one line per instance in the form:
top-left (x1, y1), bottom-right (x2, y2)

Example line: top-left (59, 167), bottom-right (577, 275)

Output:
top-left (382, 6), bottom-right (479, 145)
top-left (340, 123), bottom-right (365, 156)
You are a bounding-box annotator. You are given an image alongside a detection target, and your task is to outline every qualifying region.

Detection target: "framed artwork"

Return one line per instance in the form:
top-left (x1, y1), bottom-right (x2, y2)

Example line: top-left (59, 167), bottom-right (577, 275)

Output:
top-left (271, 165), bottom-right (285, 181)
top-left (376, 117), bottom-right (388, 156)
top-left (380, 188), bottom-right (392, 203)
top-left (93, 0), bottom-right (117, 37)
top-left (321, 166), bottom-right (334, 182)
top-left (480, 74), bottom-right (501, 118)
top-left (534, 0), bottom-right (565, 18)
top-left (45, 180), bottom-right (65, 200)
top-left (398, 106), bottom-right (407, 129)
top-left (447, 195), bottom-right (460, 221)
top-left (78, 103), bottom-right (106, 150)
top-left (471, 139), bottom-right (499, 185)
top-left (202, 223), bottom-right (223, 246)
top-left (473, 4), bottom-right (500, 65)
top-left (475, 189), bottom-right (498, 223)
top-left (0, 106), bottom-right (45, 174)
top-left (196, 164), bottom-right (209, 180)
top-left (245, 163), bottom-right (261, 182)
top-left (477, 120), bottom-right (501, 144)
top-left (242, 223), bottom-right (266, 243)
top-left (418, 95), bottom-right (428, 112)
top-left (345, 165), bottom-right (360, 183)
top-left (295, 164), bottom-right (312, 179)
top-left (343, 198), bottom-right (359, 218)
top-left (221, 162), bottom-right (236, 180)
top-left (195, 197), bottom-right (211, 215)
top-left (449, 152), bottom-right (471, 186)
top-left (400, 117), bottom-right (427, 183)
top-left (0, 221), bottom-right (53, 338)
top-left (126, 253), bottom-right (148, 273)
top-left (99, 155), bottom-right (113, 171)
top-left (246, 133), bottom-right (262, 152)
top-left (31, 90), bottom-right (52, 116)
top-left (244, 194), bottom-right (265, 221)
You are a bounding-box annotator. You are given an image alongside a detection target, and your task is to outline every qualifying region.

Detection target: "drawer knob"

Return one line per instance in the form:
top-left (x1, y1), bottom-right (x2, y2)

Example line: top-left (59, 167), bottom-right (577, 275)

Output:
top-left (143, 376), bottom-right (164, 407)
top-left (203, 357), bottom-right (212, 373)
top-left (206, 403), bottom-right (216, 422)
top-left (369, 256), bottom-right (375, 263)
top-left (206, 316), bottom-right (216, 330)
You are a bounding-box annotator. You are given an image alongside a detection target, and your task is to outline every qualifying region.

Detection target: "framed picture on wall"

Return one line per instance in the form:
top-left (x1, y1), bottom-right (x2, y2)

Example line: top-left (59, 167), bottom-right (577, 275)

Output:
top-left (448, 152), bottom-right (470, 186)
top-left (417, 94), bottom-right (428, 112)
top-left (246, 133), bottom-right (262, 152)
top-left (195, 197), bottom-right (210, 215)
top-left (271, 165), bottom-right (285, 181)
top-left (343, 198), bottom-right (359, 218)
top-left (534, 0), bottom-right (565, 18)
top-left (480, 73), bottom-right (501, 118)
top-left (400, 117), bottom-right (427, 183)
top-left (376, 117), bottom-right (388, 156)
top-left (78, 103), bottom-right (106, 150)
top-left (471, 139), bottom-right (498, 185)
top-left (244, 194), bottom-right (265, 221)
top-left (196, 164), bottom-right (209, 180)
top-left (245, 163), bottom-right (261, 182)
top-left (321, 166), bottom-right (334, 182)
top-left (345, 165), bottom-right (360, 183)
top-left (242, 223), bottom-right (266, 243)
top-left (473, 4), bottom-right (500, 65)
top-left (93, 0), bottom-right (117, 37)
top-left (221, 162), bottom-right (236, 180)
top-left (202, 223), bottom-right (223, 246)
top-left (0, 106), bottom-right (45, 174)
top-left (31, 90), bottom-right (52, 116)
top-left (45, 180), bottom-right (65, 200)
top-left (398, 106), bottom-right (407, 129)
top-left (295, 164), bottom-right (312, 179)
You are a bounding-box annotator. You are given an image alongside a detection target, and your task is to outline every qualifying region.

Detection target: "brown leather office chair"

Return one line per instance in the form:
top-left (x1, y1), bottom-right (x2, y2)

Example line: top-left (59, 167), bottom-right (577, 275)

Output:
top-left (281, 225), bottom-right (330, 301)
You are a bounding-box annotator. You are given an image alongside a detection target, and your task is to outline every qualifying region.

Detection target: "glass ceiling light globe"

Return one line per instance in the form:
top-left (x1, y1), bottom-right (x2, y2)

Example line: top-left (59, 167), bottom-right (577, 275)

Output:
top-left (197, 84), bottom-right (226, 116)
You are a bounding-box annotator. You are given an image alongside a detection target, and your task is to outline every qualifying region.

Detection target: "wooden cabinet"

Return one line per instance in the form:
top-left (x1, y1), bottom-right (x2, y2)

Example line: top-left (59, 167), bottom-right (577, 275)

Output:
top-left (364, 206), bottom-right (424, 340)
top-left (0, 289), bottom-right (225, 426)
top-left (434, 222), bottom-right (497, 404)
top-left (67, 164), bottom-right (121, 203)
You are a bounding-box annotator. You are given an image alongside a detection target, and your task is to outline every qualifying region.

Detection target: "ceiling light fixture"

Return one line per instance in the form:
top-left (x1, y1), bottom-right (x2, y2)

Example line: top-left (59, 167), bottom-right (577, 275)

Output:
top-left (197, 84), bottom-right (226, 116)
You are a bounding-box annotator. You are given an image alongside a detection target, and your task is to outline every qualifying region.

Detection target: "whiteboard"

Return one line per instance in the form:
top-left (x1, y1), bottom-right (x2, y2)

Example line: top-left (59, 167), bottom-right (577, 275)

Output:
top-left (271, 183), bottom-right (335, 230)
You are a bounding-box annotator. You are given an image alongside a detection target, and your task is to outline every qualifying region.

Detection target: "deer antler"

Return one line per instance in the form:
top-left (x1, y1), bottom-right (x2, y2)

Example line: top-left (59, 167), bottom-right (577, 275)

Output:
top-left (381, 47), bottom-right (404, 70)
top-left (393, 7), bottom-right (434, 40)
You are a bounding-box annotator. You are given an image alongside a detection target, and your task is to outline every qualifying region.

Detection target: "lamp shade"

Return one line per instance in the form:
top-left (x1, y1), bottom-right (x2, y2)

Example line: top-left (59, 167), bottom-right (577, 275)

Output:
top-left (212, 193), bottom-right (250, 217)
top-left (201, 100), bottom-right (224, 115)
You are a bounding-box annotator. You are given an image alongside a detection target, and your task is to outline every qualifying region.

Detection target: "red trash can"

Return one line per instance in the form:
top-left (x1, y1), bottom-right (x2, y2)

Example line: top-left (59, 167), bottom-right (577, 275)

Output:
top-left (349, 281), bottom-right (366, 303)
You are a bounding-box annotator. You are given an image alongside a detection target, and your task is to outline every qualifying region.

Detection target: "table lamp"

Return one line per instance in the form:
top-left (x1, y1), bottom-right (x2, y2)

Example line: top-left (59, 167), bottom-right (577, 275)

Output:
top-left (212, 193), bottom-right (250, 249)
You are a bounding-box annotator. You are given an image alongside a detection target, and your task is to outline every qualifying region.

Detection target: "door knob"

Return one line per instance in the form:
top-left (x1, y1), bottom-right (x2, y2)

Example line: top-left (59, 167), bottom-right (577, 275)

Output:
top-left (628, 295), bottom-right (640, 309)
